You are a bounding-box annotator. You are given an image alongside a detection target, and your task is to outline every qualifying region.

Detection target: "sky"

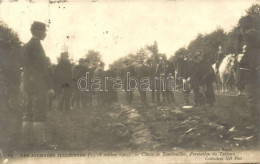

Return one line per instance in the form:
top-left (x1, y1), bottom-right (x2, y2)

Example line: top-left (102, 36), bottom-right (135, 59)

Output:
top-left (0, 0), bottom-right (257, 67)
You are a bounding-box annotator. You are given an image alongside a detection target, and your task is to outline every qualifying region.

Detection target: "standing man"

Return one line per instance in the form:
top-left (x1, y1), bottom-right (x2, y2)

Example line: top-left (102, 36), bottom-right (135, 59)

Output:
top-left (156, 56), bottom-right (167, 104)
top-left (164, 60), bottom-right (175, 104)
top-left (93, 62), bottom-right (105, 105)
top-left (22, 21), bottom-right (51, 148)
top-left (136, 58), bottom-right (150, 105)
top-left (121, 58), bottom-right (136, 104)
top-left (72, 59), bottom-right (91, 109)
top-left (54, 52), bottom-right (73, 111)
top-left (193, 49), bottom-right (215, 106)
top-left (238, 16), bottom-right (260, 128)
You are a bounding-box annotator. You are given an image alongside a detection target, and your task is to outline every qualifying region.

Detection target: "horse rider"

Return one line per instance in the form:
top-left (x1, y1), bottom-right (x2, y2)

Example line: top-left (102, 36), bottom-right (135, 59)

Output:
top-left (215, 46), bottom-right (225, 74)
top-left (22, 21), bottom-right (52, 149)
top-left (238, 15), bottom-right (260, 127)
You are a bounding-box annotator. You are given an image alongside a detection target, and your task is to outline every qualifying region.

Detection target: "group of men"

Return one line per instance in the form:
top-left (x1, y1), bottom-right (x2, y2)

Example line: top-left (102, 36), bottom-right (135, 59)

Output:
top-left (20, 15), bottom-right (259, 149)
top-left (120, 55), bottom-right (176, 105)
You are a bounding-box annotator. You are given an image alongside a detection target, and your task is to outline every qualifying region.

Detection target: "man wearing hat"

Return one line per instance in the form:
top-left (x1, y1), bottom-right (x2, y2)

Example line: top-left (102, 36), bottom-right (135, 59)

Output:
top-left (156, 55), bottom-right (168, 104)
top-left (72, 58), bottom-right (91, 109)
top-left (93, 61), bottom-right (105, 105)
top-left (22, 21), bottom-right (51, 149)
top-left (238, 15), bottom-right (260, 128)
top-left (215, 46), bottom-right (225, 74)
top-left (148, 55), bottom-right (160, 103)
top-left (54, 52), bottom-right (73, 111)
top-left (136, 58), bottom-right (150, 105)
top-left (120, 58), bottom-right (136, 104)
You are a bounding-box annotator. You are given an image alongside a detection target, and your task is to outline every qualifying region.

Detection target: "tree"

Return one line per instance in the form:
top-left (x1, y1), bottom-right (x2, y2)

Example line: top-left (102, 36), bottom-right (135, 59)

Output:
top-left (186, 28), bottom-right (227, 63)
top-left (246, 4), bottom-right (260, 18)
top-left (146, 41), bottom-right (159, 57)
top-left (85, 50), bottom-right (102, 63)
top-left (0, 21), bottom-right (22, 88)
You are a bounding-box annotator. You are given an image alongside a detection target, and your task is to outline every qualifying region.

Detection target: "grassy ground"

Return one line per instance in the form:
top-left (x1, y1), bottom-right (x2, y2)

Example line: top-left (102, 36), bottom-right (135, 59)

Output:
top-left (0, 90), bottom-right (259, 154)
top-left (44, 91), bottom-right (259, 151)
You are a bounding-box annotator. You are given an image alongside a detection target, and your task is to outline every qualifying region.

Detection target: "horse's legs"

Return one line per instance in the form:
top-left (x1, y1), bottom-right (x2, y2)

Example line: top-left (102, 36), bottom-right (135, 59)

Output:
top-left (224, 83), bottom-right (227, 94)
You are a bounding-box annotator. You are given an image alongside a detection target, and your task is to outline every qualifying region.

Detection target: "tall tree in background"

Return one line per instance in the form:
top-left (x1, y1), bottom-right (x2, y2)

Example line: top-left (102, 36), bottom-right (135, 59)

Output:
top-left (0, 21), bottom-right (22, 100)
top-left (146, 41), bottom-right (159, 57)
top-left (85, 50), bottom-right (102, 63)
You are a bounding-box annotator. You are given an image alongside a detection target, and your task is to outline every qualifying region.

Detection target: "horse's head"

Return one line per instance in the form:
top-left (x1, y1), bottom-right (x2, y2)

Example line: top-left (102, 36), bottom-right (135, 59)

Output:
top-left (224, 54), bottom-right (236, 69)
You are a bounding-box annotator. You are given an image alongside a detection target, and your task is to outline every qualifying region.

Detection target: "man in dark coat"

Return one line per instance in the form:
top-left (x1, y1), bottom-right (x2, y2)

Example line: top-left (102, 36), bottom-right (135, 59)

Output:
top-left (238, 16), bottom-right (260, 126)
top-left (22, 21), bottom-right (51, 148)
top-left (191, 50), bottom-right (215, 106)
top-left (72, 59), bottom-right (90, 109)
top-left (93, 62), bottom-right (105, 105)
top-left (147, 56), bottom-right (160, 103)
top-left (164, 60), bottom-right (176, 104)
top-left (54, 52), bottom-right (73, 111)
top-left (120, 58), bottom-right (136, 104)
top-left (136, 59), bottom-right (150, 105)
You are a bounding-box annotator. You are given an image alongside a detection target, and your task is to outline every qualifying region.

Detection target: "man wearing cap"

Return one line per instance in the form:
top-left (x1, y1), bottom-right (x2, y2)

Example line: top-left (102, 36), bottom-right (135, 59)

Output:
top-left (238, 15), bottom-right (260, 128)
top-left (93, 62), bottom-right (105, 105)
top-left (54, 52), bottom-right (73, 111)
top-left (72, 58), bottom-right (91, 109)
top-left (148, 55), bottom-right (160, 103)
top-left (192, 49), bottom-right (215, 106)
top-left (22, 21), bottom-right (51, 148)
top-left (156, 55), bottom-right (167, 104)
top-left (121, 58), bottom-right (136, 104)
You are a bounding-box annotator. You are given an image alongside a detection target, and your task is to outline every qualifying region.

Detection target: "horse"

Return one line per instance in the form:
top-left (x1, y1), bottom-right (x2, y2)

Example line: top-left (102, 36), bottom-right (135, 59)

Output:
top-left (212, 53), bottom-right (244, 94)
top-left (216, 54), bottom-right (238, 94)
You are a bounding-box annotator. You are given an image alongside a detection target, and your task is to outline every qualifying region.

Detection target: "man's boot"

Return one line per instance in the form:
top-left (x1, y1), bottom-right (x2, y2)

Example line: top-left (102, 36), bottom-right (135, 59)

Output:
top-left (21, 120), bottom-right (33, 149)
top-left (32, 122), bottom-right (47, 149)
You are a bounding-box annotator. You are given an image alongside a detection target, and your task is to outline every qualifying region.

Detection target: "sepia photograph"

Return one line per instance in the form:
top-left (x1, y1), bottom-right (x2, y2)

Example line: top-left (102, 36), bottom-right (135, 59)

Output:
top-left (0, 0), bottom-right (259, 163)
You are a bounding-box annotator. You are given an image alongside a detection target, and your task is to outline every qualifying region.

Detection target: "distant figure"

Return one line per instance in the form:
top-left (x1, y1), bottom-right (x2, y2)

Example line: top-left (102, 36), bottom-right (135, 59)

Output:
top-left (22, 21), bottom-right (51, 148)
top-left (156, 56), bottom-right (167, 104)
top-left (121, 58), bottom-right (136, 104)
top-left (54, 52), bottom-right (73, 111)
top-left (136, 58), bottom-right (150, 105)
top-left (103, 66), bottom-right (118, 104)
top-left (93, 62), bottom-right (105, 105)
top-left (72, 59), bottom-right (91, 109)
top-left (163, 59), bottom-right (175, 104)
top-left (147, 56), bottom-right (160, 103)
